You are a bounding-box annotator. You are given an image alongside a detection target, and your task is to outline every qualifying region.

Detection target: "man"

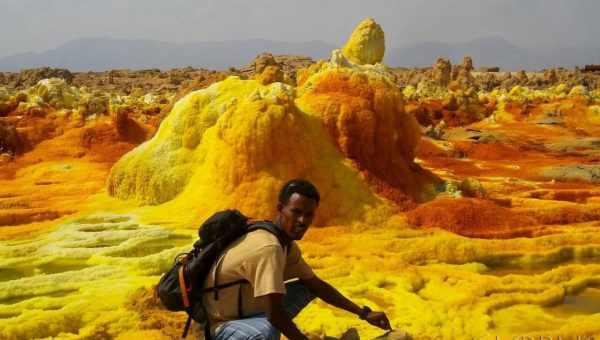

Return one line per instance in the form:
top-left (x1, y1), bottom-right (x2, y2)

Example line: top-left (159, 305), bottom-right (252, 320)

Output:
top-left (203, 179), bottom-right (392, 340)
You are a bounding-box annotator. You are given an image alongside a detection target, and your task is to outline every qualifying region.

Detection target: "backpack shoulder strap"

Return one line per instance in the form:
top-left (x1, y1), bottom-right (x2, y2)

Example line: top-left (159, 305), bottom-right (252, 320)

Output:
top-left (247, 221), bottom-right (292, 251)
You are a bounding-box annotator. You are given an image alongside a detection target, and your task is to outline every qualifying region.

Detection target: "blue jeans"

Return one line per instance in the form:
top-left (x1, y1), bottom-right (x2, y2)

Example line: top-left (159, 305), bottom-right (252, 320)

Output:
top-left (213, 280), bottom-right (316, 340)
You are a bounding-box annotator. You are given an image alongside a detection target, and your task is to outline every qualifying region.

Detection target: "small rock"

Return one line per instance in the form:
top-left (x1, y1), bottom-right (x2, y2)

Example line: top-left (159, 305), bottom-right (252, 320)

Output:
top-left (459, 177), bottom-right (486, 198)
top-left (0, 121), bottom-right (22, 155)
top-left (535, 117), bottom-right (564, 126)
top-left (541, 164), bottom-right (600, 184)
top-left (340, 328), bottom-right (360, 340)
top-left (425, 120), bottom-right (447, 140)
top-left (373, 330), bottom-right (412, 340)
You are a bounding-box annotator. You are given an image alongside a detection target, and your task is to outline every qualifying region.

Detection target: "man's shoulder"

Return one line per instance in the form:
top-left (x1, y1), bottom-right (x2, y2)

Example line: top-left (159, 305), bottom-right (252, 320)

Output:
top-left (244, 228), bottom-right (282, 247)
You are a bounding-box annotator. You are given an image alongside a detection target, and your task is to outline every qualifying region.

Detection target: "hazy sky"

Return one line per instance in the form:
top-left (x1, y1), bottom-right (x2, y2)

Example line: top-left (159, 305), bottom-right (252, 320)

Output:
top-left (1, 0), bottom-right (598, 58)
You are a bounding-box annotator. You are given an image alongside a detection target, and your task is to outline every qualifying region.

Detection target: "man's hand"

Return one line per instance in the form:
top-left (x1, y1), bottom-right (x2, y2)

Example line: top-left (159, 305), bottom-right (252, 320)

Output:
top-left (301, 276), bottom-right (393, 331)
top-left (364, 310), bottom-right (392, 330)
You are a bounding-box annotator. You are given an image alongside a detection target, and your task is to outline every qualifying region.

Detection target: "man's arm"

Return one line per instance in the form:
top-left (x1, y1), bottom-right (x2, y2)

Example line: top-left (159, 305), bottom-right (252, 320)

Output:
top-left (300, 275), bottom-right (391, 330)
top-left (260, 293), bottom-right (308, 340)
top-left (300, 275), bottom-right (362, 315)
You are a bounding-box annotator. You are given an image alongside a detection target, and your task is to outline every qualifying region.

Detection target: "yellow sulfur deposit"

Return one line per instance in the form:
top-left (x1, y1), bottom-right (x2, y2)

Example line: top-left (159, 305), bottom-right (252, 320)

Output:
top-left (341, 18), bottom-right (385, 65)
top-left (27, 78), bottom-right (80, 110)
top-left (107, 76), bottom-right (401, 227)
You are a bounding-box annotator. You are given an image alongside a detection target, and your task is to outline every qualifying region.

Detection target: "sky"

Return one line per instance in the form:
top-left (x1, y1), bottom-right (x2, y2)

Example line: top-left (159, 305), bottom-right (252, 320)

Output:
top-left (1, 0), bottom-right (598, 58)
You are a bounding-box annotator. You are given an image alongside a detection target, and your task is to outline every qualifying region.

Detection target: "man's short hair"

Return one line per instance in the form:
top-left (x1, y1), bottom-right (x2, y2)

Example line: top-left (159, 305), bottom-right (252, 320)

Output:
top-left (278, 179), bottom-right (320, 205)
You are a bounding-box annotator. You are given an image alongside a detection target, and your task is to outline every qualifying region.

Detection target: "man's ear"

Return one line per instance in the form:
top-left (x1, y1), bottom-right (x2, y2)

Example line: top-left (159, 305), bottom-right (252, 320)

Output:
top-left (276, 202), bottom-right (283, 213)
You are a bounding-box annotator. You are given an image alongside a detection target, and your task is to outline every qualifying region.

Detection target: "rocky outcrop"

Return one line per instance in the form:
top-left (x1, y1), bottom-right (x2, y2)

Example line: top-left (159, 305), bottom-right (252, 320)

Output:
top-left (13, 67), bottom-right (74, 88)
top-left (253, 65), bottom-right (285, 85)
top-left (540, 165), bottom-right (600, 184)
top-left (462, 56), bottom-right (474, 72)
top-left (583, 65), bottom-right (600, 73)
top-left (0, 87), bottom-right (22, 116)
top-left (237, 53), bottom-right (315, 84)
top-left (452, 56), bottom-right (474, 80)
top-left (78, 90), bottom-right (109, 117)
top-left (454, 68), bottom-right (477, 90)
top-left (392, 66), bottom-right (600, 92)
top-left (432, 58), bottom-right (452, 87)
top-left (0, 121), bottom-right (22, 156)
top-left (27, 78), bottom-right (79, 110)
top-left (341, 18), bottom-right (385, 65)
top-left (253, 53), bottom-right (278, 74)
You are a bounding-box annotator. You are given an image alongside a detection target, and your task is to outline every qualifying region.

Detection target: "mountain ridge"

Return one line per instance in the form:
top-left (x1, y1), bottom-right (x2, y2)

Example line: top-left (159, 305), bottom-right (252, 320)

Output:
top-left (1, 36), bottom-right (598, 72)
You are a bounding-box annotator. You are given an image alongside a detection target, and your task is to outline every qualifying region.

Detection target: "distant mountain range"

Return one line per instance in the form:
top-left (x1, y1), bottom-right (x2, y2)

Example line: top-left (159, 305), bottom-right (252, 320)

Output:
top-left (389, 36), bottom-right (600, 71)
top-left (1, 36), bottom-right (598, 72)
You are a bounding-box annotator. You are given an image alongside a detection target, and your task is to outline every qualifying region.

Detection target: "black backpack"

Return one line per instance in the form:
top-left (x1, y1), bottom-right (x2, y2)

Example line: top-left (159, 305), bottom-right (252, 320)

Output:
top-left (156, 209), bottom-right (291, 338)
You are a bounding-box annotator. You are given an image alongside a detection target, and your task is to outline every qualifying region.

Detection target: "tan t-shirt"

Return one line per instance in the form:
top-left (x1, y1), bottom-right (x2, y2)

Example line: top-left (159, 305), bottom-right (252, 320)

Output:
top-left (202, 229), bottom-right (315, 334)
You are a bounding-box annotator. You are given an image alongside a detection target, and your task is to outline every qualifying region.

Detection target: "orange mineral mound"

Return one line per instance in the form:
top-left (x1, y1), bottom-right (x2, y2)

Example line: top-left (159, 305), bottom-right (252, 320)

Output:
top-left (406, 197), bottom-right (538, 238)
top-left (297, 65), bottom-right (441, 206)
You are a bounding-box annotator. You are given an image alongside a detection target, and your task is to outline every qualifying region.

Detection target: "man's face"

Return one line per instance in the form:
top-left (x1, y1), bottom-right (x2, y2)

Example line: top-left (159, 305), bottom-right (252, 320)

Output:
top-left (277, 193), bottom-right (318, 240)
